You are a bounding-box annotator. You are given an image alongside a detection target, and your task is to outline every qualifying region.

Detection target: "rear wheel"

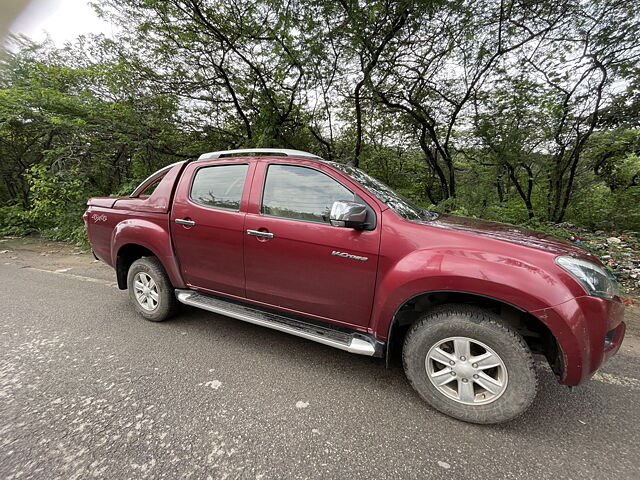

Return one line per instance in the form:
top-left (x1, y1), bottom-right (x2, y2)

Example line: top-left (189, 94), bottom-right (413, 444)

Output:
top-left (402, 305), bottom-right (537, 424)
top-left (127, 257), bottom-right (178, 322)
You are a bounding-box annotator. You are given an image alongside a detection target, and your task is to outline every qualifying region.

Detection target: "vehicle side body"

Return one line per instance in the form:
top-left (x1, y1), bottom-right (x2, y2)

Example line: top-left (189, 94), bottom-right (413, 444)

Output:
top-left (85, 153), bottom-right (626, 389)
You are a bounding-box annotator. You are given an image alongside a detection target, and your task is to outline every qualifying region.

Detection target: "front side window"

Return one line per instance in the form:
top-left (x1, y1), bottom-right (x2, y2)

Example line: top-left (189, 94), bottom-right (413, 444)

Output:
top-left (262, 164), bottom-right (355, 223)
top-left (190, 164), bottom-right (249, 211)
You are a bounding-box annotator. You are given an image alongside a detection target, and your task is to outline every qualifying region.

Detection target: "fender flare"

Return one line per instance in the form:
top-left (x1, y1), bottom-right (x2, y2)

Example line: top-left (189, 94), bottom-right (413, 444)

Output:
top-left (111, 219), bottom-right (186, 289)
top-left (382, 289), bottom-right (529, 366)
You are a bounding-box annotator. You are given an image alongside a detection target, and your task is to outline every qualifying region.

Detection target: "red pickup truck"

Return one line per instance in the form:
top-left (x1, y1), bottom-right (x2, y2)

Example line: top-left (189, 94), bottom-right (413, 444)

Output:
top-left (85, 148), bottom-right (626, 424)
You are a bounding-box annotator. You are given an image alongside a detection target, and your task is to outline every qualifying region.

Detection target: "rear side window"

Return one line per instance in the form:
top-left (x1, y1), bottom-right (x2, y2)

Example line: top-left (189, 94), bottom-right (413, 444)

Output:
top-left (190, 164), bottom-right (249, 211)
top-left (139, 176), bottom-right (163, 197)
top-left (261, 164), bottom-right (354, 223)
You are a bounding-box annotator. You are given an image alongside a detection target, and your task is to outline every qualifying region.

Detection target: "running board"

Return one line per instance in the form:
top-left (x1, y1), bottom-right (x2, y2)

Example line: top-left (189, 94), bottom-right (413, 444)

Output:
top-left (175, 290), bottom-right (379, 356)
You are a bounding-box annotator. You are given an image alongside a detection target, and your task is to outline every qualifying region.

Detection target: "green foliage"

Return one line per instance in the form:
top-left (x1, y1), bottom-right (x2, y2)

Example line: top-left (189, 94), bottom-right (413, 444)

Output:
top-left (1, 0), bottom-right (639, 246)
top-left (23, 163), bottom-right (91, 246)
top-left (26, 164), bottom-right (85, 222)
top-left (0, 205), bottom-right (34, 236)
top-left (568, 184), bottom-right (640, 232)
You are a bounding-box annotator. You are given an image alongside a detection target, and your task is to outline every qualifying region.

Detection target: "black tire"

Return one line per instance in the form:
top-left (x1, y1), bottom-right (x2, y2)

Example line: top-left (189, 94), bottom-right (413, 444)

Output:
top-left (127, 257), bottom-right (178, 322)
top-left (402, 304), bottom-right (537, 424)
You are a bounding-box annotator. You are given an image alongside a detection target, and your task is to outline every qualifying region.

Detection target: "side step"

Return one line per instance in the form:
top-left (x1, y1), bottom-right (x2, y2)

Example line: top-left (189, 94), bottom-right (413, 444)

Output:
top-left (175, 289), bottom-right (380, 356)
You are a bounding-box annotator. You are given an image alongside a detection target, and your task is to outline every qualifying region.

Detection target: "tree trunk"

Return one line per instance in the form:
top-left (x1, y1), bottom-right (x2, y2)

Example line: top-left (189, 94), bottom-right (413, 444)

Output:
top-left (507, 164), bottom-right (535, 219)
top-left (418, 126), bottom-right (450, 201)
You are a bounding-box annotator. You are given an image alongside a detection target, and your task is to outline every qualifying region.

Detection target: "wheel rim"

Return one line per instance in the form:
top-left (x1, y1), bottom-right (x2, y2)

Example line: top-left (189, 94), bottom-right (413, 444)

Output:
top-left (133, 272), bottom-right (159, 311)
top-left (425, 336), bottom-right (508, 406)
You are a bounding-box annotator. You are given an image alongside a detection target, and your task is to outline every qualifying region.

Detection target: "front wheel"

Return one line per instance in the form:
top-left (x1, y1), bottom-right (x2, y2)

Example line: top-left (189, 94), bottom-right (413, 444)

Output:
top-left (127, 257), bottom-right (178, 322)
top-left (403, 305), bottom-right (538, 424)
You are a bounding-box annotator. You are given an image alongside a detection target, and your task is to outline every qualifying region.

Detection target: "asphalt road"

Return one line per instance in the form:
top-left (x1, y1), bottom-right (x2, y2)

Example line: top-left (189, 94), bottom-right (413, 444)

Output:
top-left (1, 260), bottom-right (640, 479)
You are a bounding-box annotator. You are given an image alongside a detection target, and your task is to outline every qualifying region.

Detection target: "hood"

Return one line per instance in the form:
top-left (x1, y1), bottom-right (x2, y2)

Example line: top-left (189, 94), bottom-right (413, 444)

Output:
top-left (428, 214), bottom-right (597, 259)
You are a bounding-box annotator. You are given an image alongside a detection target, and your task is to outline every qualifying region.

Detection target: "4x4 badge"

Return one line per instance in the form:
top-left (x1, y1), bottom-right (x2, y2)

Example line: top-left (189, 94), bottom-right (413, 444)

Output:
top-left (331, 250), bottom-right (368, 261)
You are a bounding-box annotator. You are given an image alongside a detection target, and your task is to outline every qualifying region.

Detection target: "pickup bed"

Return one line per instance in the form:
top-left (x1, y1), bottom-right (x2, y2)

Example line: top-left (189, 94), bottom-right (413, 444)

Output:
top-left (85, 148), bottom-right (626, 424)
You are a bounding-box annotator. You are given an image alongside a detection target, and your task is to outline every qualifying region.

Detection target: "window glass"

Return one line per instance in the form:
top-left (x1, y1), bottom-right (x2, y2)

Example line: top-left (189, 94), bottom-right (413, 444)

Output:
top-left (140, 176), bottom-right (163, 197)
top-left (331, 162), bottom-right (438, 221)
top-left (262, 165), bottom-right (355, 223)
top-left (190, 164), bottom-right (248, 210)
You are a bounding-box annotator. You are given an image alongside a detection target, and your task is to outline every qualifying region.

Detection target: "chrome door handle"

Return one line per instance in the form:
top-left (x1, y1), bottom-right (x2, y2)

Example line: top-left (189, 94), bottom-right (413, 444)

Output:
top-left (246, 229), bottom-right (274, 239)
top-left (175, 218), bottom-right (196, 226)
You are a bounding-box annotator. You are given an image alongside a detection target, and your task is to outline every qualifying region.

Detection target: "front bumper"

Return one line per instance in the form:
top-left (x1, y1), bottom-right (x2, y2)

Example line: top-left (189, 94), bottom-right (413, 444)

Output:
top-left (531, 295), bottom-right (626, 386)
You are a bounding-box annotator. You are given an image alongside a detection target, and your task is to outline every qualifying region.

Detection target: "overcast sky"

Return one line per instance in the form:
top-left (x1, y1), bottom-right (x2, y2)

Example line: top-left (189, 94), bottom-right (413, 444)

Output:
top-left (9, 0), bottom-right (114, 45)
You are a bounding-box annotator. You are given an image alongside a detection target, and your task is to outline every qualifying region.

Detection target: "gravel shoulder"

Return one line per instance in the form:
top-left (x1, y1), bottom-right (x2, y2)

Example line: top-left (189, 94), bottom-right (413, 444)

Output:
top-left (0, 236), bottom-right (114, 282)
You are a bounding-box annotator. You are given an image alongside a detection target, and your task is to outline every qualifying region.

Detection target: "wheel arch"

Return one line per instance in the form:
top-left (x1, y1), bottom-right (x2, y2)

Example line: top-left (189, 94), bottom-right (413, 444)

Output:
top-left (385, 290), bottom-right (563, 379)
top-left (111, 218), bottom-right (186, 290)
top-left (115, 243), bottom-right (159, 289)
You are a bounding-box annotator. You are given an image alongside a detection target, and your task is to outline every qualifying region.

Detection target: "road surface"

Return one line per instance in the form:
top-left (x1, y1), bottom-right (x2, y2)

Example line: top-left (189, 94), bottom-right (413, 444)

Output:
top-left (1, 240), bottom-right (639, 479)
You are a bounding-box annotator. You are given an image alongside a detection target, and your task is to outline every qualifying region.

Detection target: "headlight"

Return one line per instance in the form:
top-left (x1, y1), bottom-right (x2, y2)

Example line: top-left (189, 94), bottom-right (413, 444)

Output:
top-left (556, 256), bottom-right (620, 300)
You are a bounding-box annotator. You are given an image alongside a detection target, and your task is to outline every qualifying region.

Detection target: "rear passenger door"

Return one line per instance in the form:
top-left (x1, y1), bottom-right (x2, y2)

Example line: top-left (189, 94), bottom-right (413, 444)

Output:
top-left (171, 160), bottom-right (253, 297)
top-left (243, 162), bottom-right (380, 329)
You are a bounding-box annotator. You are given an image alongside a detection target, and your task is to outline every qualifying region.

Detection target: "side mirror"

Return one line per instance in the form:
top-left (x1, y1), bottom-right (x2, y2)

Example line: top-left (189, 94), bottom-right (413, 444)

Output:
top-left (330, 200), bottom-right (368, 229)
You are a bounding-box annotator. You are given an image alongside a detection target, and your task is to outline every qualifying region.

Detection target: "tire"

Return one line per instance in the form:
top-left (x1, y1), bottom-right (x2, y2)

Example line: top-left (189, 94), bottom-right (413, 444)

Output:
top-left (402, 304), bottom-right (537, 424)
top-left (127, 256), bottom-right (178, 322)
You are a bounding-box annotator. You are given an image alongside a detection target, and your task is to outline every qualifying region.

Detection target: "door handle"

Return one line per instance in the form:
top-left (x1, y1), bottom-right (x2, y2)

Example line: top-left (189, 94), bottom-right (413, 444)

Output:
top-left (246, 229), bottom-right (274, 239)
top-left (175, 218), bottom-right (196, 226)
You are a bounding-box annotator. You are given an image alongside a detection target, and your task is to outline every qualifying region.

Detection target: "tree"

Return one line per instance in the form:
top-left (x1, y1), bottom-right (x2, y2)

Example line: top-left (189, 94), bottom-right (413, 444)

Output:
top-left (524, 0), bottom-right (640, 221)
top-left (367, 0), bottom-right (570, 203)
top-left (472, 76), bottom-right (550, 219)
top-left (2, 0), bottom-right (640, 239)
top-left (98, 0), bottom-right (318, 150)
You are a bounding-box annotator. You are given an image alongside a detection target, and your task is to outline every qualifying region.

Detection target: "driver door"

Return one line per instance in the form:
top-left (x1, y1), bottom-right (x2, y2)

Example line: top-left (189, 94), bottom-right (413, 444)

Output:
top-left (243, 162), bottom-right (381, 329)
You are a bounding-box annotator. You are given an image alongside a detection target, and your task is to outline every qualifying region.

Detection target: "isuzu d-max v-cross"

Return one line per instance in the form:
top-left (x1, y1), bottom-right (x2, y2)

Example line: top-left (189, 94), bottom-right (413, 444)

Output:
top-left (85, 148), bottom-right (626, 423)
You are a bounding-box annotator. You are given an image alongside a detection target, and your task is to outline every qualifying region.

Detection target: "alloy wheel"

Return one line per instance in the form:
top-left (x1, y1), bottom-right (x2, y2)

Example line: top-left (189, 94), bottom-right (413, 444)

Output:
top-left (425, 336), bottom-right (508, 405)
top-left (133, 272), bottom-right (159, 311)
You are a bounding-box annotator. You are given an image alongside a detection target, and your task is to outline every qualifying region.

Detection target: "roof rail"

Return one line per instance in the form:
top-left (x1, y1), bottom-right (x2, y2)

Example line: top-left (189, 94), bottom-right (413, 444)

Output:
top-left (198, 148), bottom-right (323, 161)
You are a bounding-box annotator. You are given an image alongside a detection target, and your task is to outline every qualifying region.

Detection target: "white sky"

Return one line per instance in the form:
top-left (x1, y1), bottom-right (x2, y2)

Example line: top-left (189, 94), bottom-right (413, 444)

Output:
top-left (9, 0), bottom-right (114, 45)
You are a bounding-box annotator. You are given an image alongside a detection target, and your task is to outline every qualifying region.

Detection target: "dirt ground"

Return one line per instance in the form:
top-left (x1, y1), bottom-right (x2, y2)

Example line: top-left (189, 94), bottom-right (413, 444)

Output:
top-left (0, 236), bottom-right (114, 282)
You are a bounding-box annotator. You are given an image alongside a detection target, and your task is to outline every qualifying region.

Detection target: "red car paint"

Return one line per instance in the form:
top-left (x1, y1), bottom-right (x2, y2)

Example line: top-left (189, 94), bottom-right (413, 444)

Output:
top-left (85, 155), bottom-right (626, 386)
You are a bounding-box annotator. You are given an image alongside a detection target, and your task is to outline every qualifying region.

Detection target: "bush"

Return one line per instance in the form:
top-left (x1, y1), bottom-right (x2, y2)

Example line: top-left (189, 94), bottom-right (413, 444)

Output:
top-left (24, 163), bottom-right (91, 247)
top-left (39, 223), bottom-right (89, 247)
top-left (567, 184), bottom-right (640, 232)
top-left (0, 205), bottom-right (35, 236)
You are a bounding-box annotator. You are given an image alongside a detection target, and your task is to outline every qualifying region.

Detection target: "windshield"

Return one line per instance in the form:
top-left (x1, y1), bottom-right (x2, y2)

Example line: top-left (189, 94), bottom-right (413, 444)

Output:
top-left (331, 163), bottom-right (438, 221)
